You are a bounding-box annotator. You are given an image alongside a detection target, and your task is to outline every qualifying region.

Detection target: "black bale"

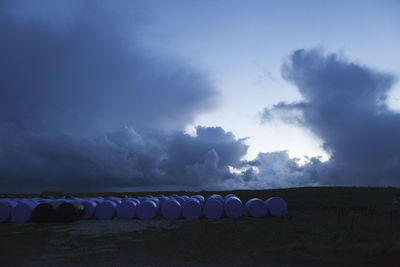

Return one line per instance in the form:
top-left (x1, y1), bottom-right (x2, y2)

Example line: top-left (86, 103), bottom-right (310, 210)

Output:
top-left (32, 202), bottom-right (59, 223)
top-left (55, 201), bottom-right (85, 223)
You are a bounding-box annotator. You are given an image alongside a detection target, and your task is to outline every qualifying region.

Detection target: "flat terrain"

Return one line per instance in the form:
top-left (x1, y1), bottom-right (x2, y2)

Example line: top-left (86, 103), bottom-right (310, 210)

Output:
top-left (1, 187), bottom-right (400, 266)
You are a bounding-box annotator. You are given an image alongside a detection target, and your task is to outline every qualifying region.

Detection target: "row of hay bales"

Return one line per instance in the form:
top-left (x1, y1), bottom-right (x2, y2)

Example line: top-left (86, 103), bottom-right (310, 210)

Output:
top-left (0, 194), bottom-right (287, 223)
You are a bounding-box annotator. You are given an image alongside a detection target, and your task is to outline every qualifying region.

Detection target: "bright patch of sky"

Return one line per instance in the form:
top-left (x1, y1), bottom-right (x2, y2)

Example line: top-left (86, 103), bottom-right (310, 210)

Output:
top-left (138, 0), bottom-right (400, 161)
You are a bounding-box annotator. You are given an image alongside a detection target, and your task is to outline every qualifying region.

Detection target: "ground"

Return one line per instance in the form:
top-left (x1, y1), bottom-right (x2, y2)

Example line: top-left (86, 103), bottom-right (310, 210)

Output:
top-left (1, 187), bottom-right (400, 266)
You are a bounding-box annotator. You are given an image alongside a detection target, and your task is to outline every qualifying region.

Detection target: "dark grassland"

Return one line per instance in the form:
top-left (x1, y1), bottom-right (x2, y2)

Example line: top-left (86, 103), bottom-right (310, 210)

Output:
top-left (1, 187), bottom-right (400, 266)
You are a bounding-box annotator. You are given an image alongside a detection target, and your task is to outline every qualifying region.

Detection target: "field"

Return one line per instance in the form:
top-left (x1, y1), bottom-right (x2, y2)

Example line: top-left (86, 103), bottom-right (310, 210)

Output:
top-left (1, 187), bottom-right (400, 266)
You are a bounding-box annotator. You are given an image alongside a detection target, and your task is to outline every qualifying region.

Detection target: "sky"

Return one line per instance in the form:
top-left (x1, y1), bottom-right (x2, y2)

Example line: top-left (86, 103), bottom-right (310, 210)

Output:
top-left (144, 0), bottom-right (400, 160)
top-left (0, 0), bottom-right (399, 192)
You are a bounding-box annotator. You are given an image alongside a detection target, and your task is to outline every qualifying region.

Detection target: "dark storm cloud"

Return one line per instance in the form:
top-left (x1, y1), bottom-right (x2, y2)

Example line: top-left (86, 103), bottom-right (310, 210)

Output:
top-left (262, 48), bottom-right (400, 186)
top-left (0, 126), bottom-right (250, 192)
top-left (161, 127), bottom-right (249, 186)
top-left (0, 1), bottom-right (256, 192)
top-left (248, 151), bottom-right (332, 188)
top-left (0, 0), bottom-right (217, 136)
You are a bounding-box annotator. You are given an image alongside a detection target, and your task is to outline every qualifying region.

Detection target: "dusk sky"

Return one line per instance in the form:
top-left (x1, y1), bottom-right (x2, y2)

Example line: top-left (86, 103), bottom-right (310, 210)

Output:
top-left (1, 0), bottom-right (399, 192)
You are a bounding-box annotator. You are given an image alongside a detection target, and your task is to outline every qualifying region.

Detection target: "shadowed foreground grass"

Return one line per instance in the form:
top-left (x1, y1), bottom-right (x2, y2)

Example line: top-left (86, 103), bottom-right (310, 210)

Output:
top-left (1, 187), bottom-right (400, 266)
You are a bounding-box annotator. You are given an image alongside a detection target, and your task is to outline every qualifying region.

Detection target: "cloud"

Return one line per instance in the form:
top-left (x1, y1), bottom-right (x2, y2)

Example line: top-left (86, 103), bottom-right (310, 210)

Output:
top-left (161, 127), bottom-right (249, 186)
top-left (262, 48), bottom-right (400, 186)
top-left (0, 0), bottom-right (218, 137)
top-left (0, 126), bottom-right (250, 192)
top-left (6, 1), bottom-right (397, 191)
top-left (0, 1), bottom-right (257, 192)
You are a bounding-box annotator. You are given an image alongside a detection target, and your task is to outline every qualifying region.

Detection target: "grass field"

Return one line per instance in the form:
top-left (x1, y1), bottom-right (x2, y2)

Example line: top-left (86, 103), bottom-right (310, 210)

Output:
top-left (1, 187), bottom-right (400, 266)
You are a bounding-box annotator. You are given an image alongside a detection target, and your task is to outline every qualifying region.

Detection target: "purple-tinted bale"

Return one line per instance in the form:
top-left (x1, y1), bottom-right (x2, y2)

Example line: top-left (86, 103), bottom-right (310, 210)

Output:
top-left (149, 198), bottom-right (161, 215)
top-left (129, 198), bottom-right (141, 206)
top-left (191, 195), bottom-right (205, 206)
top-left (11, 200), bottom-right (37, 223)
top-left (149, 197), bottom-right (160, 206)
top-left (0, 199), bottom-right (18, 222)
top-left (209, 194), bottom-right (224, 204)
top-left (116, 200), bottom-right (137, 219)
top-left (93, 199), bottom-right (103, 205)
top-left (224, 194), bottom-right (236, 201)
top-left (158, 196), bottom-right (170, 207)
top-left (95, 200), bottom-right (117, 220)
top-left (204, 197), bottom-right (223, 219)
top-left (224, 196), bottom-right (243, 218)
top-left (265, 197), bottom-right (287, 217)
top-left (105, 197), bottom-right (122, 205)
top-left (182, 198), bottom-right (202, 220)
top-left (80, 200), bottom-right (97, 219)
top-left (138, 197), bottom-right (148, 203)
top-left (136, 200), bottom-right (158, 220)
top-left (161, 199), bottom-right (182, 220)
top-left (174, 196), bottom-right (186, 206)
top-left (245, 198), bottom-right (268, 218)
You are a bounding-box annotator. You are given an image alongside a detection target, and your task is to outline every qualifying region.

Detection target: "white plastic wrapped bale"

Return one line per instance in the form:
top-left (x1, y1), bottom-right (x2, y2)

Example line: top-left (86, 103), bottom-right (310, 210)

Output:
top-left (158, 196), bottom-right (170, 208)
top-left (116, 200), bottom-right (137, 219)
top-left (93, 199), bottom-right (103, 205)
top-left (136, 200), bottom-right (158, 220)
top-left (105, 197), bottom-right (122, 205)
top-left (209, 194), bottom-right (224, 204)
top-left (138, 197), bottom-right (148, 203)
top-left (31, 198), bottom-right (43, 203)
top-left (149, 197), bottom-right (161, 215)
top-left (0, 199), bottom-right (18, 222)
top-left (92, 198), bottom-right (103, 205)
top-left (182, 198), bottom-right (202, 220)
top-left (203, 196), bottom-right (223, 219)
top-left (191, 195), bottom-right (205, 206)
top-left (265, 197), bottom-right (287, 217)
top-left (150, 197), bottom-right (160, 206)
top-left (80, 199), bottom-right (97, 219)
top-left (95, 200), bottom-right (117, 220)
top-left (128, 198), bottom-right (141, 206)
top-left (35, 199), bottom-right (49, 203)
top-left (224, 196), bottom-right (243, 218)
top-left (174, 196), bottom-right (185, 206)
top-left (161, 198), bottom-right (181, 220)
top-left (245, 198), bottom-right (268, 218)
top-left (224, 193), bottom-right (236, 201)
top-left (11, 199), bottom-right (38, 223)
